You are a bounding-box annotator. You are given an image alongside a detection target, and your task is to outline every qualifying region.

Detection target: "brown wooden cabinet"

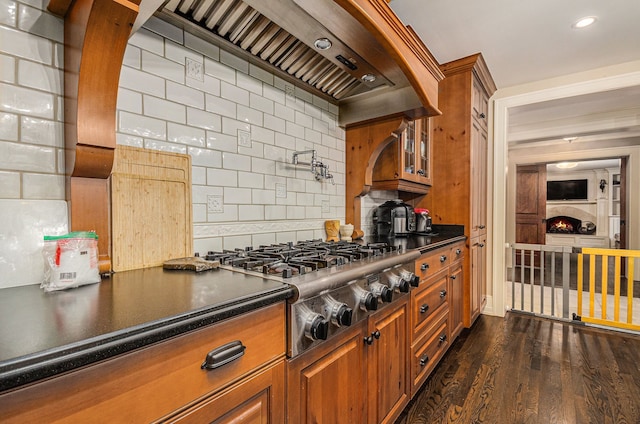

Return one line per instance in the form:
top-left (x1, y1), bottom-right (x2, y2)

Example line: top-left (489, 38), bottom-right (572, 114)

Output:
top-left (420, 53), bottom-right (496, 328)
top-left (409, 241), bottom-right (464, 396)
top-left (0, 303), bottom-right (286, 424)
top-left (372, 117), bottom-right (432, 193)
top-left (287, 296), bottom-right (410, 424)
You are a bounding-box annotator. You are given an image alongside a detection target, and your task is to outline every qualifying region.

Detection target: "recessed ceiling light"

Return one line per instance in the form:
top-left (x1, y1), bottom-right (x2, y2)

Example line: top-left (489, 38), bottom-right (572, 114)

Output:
top-left (556, 162), bottom-right (579, 169)
top-left (573, 16), bottom-right (597, 29)
top-left (313, 38), bottom-right (332, 50)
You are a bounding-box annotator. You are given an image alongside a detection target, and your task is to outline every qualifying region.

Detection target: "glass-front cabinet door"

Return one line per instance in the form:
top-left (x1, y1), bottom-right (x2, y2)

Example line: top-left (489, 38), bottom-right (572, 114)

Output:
top-left (399, 118), bottom-right (431, 185)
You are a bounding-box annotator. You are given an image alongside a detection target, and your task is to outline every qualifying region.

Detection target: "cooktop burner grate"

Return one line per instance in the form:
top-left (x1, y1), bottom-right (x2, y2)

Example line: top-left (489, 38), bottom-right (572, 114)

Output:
top-left (201, 240), bottom-right (397, 278)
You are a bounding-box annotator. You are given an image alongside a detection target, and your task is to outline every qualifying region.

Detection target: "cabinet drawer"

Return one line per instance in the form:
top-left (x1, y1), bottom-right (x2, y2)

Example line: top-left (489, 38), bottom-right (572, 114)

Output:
top-left (411, 310), bottom-right (449, 396)
top-left (450, 243), bottom-right (464, 263)
top-left (411, 271), bottom-right (448, 339)
top-left (0, 303), bottom-right (286, 424)
top-left (415, 249), bottom-right (449, 280)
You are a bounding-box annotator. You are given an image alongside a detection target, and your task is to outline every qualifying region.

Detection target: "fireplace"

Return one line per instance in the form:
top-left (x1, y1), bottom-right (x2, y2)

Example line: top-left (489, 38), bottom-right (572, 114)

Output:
top-left (546, 216), bottom-right (596, 234)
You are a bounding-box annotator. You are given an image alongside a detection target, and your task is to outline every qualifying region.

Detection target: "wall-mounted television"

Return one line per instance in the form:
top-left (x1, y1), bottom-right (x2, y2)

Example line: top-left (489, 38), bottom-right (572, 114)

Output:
top-left (547, 179), bottom-right (588, 201)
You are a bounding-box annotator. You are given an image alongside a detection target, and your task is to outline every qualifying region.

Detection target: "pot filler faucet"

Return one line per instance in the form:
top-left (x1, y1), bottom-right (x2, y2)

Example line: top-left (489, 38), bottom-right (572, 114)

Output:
top-left (292, 150), bottom-right (334, 183)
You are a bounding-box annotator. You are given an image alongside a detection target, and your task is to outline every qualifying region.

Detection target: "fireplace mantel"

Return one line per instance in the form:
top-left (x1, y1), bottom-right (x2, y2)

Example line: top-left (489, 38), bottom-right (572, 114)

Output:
top-left (545, 233), bottom-right (610, 248)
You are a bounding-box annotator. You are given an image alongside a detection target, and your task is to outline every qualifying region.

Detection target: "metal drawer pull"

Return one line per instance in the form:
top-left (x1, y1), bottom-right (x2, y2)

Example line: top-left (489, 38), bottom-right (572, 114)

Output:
top-left (421, 263), bottom-right (429, 271)
top-left (201, 340), bottom-right (246, 370)
top-left (420, 304), bottom-right (430, 314)
top-left (455, 249), bottom-right (462, 255)
top-left (440, 255), bottom-right (447, 263)
top-left (479, 112), bottom-right (486, 119)
top-left (440, 289), bottom-right (447, 298)
top-left (450, 275), bottom-right (457, 280)
top-left (419, 354), bottom-right (430, 367)
top-left (479, 224), bottom-right (486, 229)
top-left (479, 243), bottom-right (485, 248)
top-left (439, 334), bottom-right (447, 343)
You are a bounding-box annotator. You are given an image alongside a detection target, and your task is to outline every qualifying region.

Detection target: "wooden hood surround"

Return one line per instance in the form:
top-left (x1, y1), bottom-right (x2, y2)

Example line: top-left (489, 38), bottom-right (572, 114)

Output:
top-left (48, 0), bottom-right (140, 272)
top-left (47, 0), bottom-right (441, 272)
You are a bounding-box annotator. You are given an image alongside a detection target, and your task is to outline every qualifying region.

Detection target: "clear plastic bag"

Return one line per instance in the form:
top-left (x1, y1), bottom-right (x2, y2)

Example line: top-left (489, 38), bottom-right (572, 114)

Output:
top-left (41, 231), bottom-right (101, 292)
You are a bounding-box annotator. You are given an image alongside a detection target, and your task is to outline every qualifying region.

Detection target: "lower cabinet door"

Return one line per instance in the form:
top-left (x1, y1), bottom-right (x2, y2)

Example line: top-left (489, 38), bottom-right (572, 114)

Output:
top-left (286, 322), bottom-right (368, 424)
top-left (163, 361), bottom-right (285, 424)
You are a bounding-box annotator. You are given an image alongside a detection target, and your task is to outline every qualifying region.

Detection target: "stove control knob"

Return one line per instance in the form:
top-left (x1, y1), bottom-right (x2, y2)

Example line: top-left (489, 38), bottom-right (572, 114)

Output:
top-left (335, 304), bottom-right (353, 327)
top-left (355, 285), bottom-right (378, 311)
top-left (305, 314), bottom-right (329, 341)
top-left (400, 270), bottom-right (420, 287)
top-left (388, 273), bottom-right (410, 293)
top-left (370, 282), bottom-right (393, 303)
top-left (324, 296), bottom-right (353, 327)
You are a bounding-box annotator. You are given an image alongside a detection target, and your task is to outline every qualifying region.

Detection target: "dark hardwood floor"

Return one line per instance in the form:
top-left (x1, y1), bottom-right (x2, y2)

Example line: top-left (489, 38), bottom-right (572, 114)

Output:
top-left (396, 312), bottom-right (640, 424)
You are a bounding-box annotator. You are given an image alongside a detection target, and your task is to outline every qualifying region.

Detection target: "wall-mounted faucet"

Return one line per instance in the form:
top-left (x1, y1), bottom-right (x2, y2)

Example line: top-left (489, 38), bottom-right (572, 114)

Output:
top-left (292, 150), bottom-right (334, 183)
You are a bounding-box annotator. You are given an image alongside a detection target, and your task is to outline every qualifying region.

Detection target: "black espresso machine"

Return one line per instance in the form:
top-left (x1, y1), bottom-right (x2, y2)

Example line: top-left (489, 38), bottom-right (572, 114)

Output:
top-left (373, 199), bottom-right (416, 237)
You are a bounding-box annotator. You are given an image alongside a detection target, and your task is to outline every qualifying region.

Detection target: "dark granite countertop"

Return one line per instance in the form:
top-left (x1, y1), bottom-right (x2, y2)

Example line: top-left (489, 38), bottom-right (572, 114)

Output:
top-left (0, 266), bottom-right (293, 393)
top-left (365, 224), bottom-right (466, 253)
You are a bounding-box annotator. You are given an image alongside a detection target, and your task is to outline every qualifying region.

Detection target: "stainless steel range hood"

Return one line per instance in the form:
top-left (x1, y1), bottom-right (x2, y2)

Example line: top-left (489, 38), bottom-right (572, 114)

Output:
top-left (135, 0), bottom-right (443, 126)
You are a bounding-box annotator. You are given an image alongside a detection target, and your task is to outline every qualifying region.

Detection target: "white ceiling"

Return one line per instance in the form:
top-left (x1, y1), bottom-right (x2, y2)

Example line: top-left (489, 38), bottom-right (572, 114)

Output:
top-left (389, 0), bottom-right (640, 146)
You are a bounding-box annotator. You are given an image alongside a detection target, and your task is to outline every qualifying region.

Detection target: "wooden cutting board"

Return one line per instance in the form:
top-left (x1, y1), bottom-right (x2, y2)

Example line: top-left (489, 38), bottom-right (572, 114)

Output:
top-left (111, 146), bottom-right (192, 272)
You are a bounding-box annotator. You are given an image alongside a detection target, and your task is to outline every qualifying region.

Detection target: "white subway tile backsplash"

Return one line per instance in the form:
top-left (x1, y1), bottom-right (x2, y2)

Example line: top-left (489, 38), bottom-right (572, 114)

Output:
top-left (238, 171), bottom-right (263, 189)
top-left (119, 111), bottom-right (166, 140)
top-left (251, 157), bottom-right (276, 175)
top-left (18, 4), bottom-right (62, 43)
top-left (251, 232), bottom-right (276, 246)
top-left (143, 139), bottom-right (187, 154)
top-left (287, 205), bottom-right (305, 219)
top-left (263, 144), bottom-right (286, 162)
top-left (276, 231), bottom-right (297, 244)
top-left (191, 166), bottom-right (206, 185)
top-left (123, 45), bottom-right (141, 69)
top-left (0, 25), bottom-right (52, 65)
top-left (0, 54), bottom-right (15, 83)
top-left (312, 96), bottom-right (329, 112)
top-left (238, 139), bottom-right (263, 158)
top-left (189, 146), bottom-right (222, 167)
top-left (222, 233), bottom-right (250, 250)
top-left (236, 72), bottom-right (262, 95)
top-left (294, 86), bottom-right (313, 103)
top-left (206, 168), bottom-right (237, 187)
top-left (187, 108), bottom-right (221, 131)
top-left (54, 42), bottom-right (63, 70)
top-left (167, 81), bottom-right (205, 109)
top-left (274, 132), bottom-right (296, 150)
top-left (222, 152), bottom-right (251, 171)
top-left (0, 171), bottom-right (20, 198)
top-left (209, 204), bottom-right (238, 222)
top-left (249, 93), bottom-right (274, 115)
top-left (220, 49), bottom-right (249, 74)
top-left (239, 204), bottom-right (264, 221)
top-left (20, 116), bottom-right (61, 146)
top-left (187, 73), bottom-right (221, 96)
top-left (204, 57), bottom-right (235, 84)
top-left (263, 84), bottom-right (285, 105)
top-left (168, 122), bottom-right (205, 147)
top-left (0, 112), bottom-right (18, 141)
top-left (265, 205), bottom-right (286, 220)
top-left (0, 82), bottom-right (54, 118)
top-left (129, 28), bottom-right (164, 57)
top-left (304, 127), bottom-right (322, 144)
top-left (237, 105), bottom-right (263, 126)
top-left (165, 39), bottom-right (203, 67)
top-left (252, 126), bottom-right (275, 145)
top-left (249, 64), bottom-right (273, 86)
top-left (264, 114), bottom-right (285, 133)
top-left (185, 32), bottom-right (219, 61)
top-left (192, 203), bottom-right (207, 222)
top-left (0, 141), bottom-right (55, 172)
top-left (22, 173), bottom-right (64, 199)
top-left (117, 88), bottom-right (142, 113)
top-left (206, 131), bottom-right (237, 152)
top-left (252, 188), bottom-right (275, 205)
top-left (0, 0), bottom-right (16, 27)
top-left (285, 121), bottom-right (305, 138)
top-left (144, 95), bottom-right (186, 123)
top-left (221, 116), bottom-right (250, 135)
top-left (116, 133), bottom-right (144, 148)
top-left (144, 16), bottom-right (183, 45)
top-left (221, 82), bottom-right (249, 106)
top-left (275, 103), bottom-right (295, 122)
top-left (224, 187), bottom-right (251, 204)
top-left (193, 236), bottom-right (223, 255)
top-left (205, 94), bottom-right (235, 118)
top-left (119, 67), bottom-right (165, 97)
top-left (192, 184), bottom-right (223, 203)
top-left (304, 102), bottom-right (322, 120)
top-left (142, 50), bottom-right (184, 84)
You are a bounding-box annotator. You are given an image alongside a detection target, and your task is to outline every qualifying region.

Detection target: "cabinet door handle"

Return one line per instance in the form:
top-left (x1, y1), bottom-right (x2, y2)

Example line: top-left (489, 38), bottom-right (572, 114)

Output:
top-left (455, 249), bottom-right (462, 255)
top-left (420, 304), bottom-right (430, 314)
top-left (439, 334), bottom-right (447, 344)
top-left (364, 336), bottom-right (374, 345)
top-left (440, 289), bottom-right (447, 298)
top-left (201, 340), bottom-right (245, 370)
top-left (478, 225), bottom-right (486, 229)
top-left (417, 169), bottom-right (426, 176)
top-left (419, 354), bottom-right (430, 367)
top-left (372, 330), bottom-right (381, 339)
top-left (440, 255), bottom-right (447, 263)
top-left (479, 112), bottom-right (486, 119)
top-left (479, 243), bottom-right (485, 248)
top-left (450, 275), bottom-right (457, 280)
top-left (421, 263), bottom-right (429, 271)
